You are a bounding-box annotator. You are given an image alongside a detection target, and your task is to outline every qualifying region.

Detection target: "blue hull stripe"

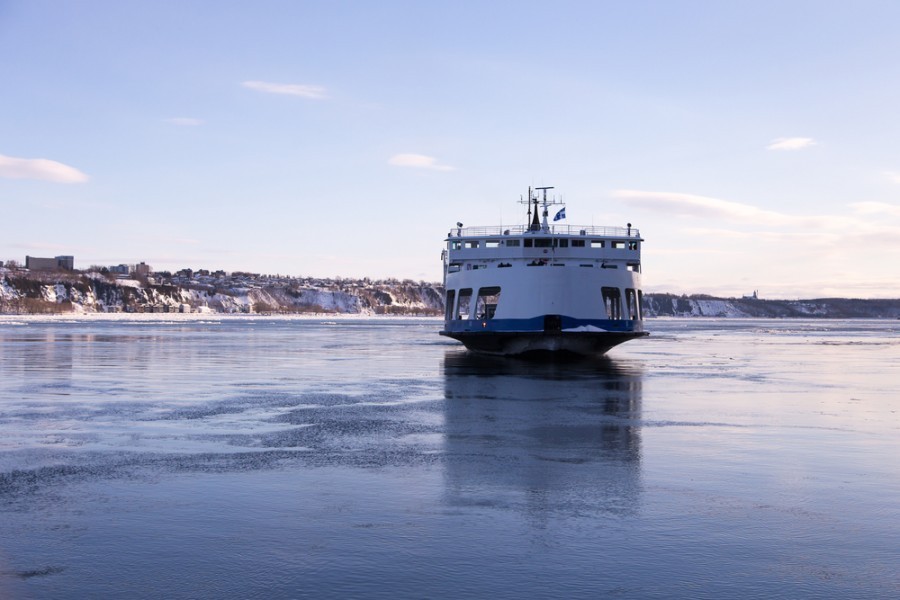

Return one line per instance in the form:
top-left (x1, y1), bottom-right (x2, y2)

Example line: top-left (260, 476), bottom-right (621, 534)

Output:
top-left (441, 316), bottom-right (644, 334)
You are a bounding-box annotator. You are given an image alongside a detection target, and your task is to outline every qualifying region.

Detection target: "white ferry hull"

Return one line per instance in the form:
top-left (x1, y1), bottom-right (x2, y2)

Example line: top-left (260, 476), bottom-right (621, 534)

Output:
top-left (440, 185), bottom-right (648, 357)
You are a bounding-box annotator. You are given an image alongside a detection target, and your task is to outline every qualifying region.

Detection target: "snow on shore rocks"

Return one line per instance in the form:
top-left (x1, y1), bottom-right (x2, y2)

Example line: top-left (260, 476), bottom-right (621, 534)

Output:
top-left (0, 269), bottom-right (444, 315)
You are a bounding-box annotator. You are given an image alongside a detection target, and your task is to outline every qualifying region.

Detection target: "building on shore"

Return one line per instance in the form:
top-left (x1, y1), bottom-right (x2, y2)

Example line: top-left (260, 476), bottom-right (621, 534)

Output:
top-left (25, 255), bottom-right (74, 271)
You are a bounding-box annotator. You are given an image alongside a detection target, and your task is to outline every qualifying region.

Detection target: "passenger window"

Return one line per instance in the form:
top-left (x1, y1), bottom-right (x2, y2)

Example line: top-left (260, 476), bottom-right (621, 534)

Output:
top-left (591, 240), bottom-right (605, 248)
top-left (602, 287), bottom-right (622, 320)
top-left (475, 286), bottom-right (501, 319)
top-left (445, 290), bottom-right (456, 320)
top-left (625, 288), bottom-right (638, 320)
top-left (456, 289), bottom-right (473, 319)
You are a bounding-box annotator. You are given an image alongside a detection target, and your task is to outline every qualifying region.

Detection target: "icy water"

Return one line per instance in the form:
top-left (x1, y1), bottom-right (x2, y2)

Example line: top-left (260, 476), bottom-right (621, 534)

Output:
top-left (0, 317), bottom-right (898, 599)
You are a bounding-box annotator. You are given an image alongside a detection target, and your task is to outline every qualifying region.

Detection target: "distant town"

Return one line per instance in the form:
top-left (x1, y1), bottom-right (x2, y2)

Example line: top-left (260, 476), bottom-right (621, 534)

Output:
top-left (2, 254), bottom-right (899, 318)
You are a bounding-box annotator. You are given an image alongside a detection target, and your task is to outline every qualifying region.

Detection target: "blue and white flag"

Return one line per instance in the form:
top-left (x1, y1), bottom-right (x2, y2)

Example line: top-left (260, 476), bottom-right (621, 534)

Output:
top-left (553, 207), bottom-right (566, 221)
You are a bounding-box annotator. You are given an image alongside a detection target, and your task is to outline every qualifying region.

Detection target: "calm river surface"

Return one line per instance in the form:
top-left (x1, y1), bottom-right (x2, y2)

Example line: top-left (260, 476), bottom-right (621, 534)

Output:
top-left (0, 316), bottom-right (898, 599)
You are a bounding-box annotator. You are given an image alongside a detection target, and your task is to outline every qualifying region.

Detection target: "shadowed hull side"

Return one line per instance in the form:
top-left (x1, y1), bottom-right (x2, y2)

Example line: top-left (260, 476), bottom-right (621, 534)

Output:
top-left (440, 330), bottom-right (649, 356)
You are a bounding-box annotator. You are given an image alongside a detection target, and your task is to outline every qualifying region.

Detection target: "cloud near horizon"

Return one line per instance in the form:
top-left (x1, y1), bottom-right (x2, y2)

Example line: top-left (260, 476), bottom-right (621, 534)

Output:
top-left (766, 137), bottom-right (816, 151)
top-left (241, 80), bottom-right (327, 99)
top-left (0, 154), bottom-right (89, 183)
top-left (388, 153), bottom-right (455, 171)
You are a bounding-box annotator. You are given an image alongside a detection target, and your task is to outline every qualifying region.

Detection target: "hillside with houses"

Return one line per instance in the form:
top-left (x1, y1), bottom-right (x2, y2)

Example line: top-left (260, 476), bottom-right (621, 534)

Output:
top-left (2, 260), bottom-right (899, 318)
top-left (0, 264), bottom-right (444, 315)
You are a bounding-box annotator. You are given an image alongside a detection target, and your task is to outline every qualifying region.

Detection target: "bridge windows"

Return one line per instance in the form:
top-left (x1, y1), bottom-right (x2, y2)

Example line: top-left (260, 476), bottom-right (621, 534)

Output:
top-left (591, 240), bottom-right (605, 248)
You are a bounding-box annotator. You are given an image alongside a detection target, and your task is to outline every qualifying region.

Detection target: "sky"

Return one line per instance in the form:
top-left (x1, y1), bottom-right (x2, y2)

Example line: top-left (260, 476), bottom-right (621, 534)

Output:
top-left (2, 1), bottom-right (900, 298)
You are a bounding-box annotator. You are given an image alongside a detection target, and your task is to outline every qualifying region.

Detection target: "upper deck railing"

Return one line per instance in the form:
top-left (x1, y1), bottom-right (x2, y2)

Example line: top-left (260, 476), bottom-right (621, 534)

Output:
top-left (447, 224), bottom-right (640, 239)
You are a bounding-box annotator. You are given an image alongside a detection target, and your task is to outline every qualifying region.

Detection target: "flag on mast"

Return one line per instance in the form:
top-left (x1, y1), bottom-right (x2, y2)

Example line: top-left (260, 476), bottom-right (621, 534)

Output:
top-left (553, 207), bottom-right (566, 221)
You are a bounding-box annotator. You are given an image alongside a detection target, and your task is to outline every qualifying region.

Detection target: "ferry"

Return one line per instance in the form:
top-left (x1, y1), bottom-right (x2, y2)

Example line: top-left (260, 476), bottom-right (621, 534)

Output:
top-left (439, 186), bottom-right (648, 355)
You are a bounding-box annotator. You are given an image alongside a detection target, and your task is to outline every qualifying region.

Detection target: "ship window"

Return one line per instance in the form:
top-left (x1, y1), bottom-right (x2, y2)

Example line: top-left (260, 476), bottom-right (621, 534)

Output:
top-left (572, 240), bottom-right (585, 247)
top-left (524, 239), bottom-right (533, 248)
top-left (445, 290), bottom-right (455, 320)
top-left (475, 286), bottom-right (501, 320)
top-left (625, 288), bottom-right (639, 320)
top-left (628, 241), bottom-right (639, 250)
top-left (535, 238), bottom-right (553, 248)
top-left (611, 241), bottom-right (624, 249)
top-left (456, 288), bottom-right (473, 319)
top-left (627, 263), bottom-right (641, 272)
top-left (602, 287), bottom-right (622, 320)
top-left (450, 241), bottom-right (462, 250)
top-left (558, 239), bottom-right (569, 248)
top-left (485, 240), bottom-right (500, 248)
top-left (580, 264), bottom-right (593, 267)
top-left (505, 239), bottom-right (520, 247)
top-left (591, 240), bottom-right (605, 248)
top-left (466, 241), bottom-right (480, 249)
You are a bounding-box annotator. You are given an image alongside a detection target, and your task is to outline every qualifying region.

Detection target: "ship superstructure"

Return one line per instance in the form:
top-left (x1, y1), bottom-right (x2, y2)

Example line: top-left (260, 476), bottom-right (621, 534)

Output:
top-left (439, 186), bottom-right (648, 355)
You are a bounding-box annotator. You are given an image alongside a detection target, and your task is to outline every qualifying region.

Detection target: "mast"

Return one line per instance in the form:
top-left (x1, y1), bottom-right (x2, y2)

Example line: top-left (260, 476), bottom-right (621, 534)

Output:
top-left (535, 186), bottom-right (554, 231)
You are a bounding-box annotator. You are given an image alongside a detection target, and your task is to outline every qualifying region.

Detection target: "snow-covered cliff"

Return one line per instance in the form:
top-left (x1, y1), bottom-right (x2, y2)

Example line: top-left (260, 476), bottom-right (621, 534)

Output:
top-left (0, 271), bottom-right (444, 315)
top-left (2, 269), bottom-right (898, 317)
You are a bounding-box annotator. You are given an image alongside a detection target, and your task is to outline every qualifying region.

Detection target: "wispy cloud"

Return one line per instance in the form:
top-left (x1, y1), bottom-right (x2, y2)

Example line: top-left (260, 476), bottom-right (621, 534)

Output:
top-left (388, 153), bottom-right (455, 171)
top-left (613, 190), bottom-right (795, 226)
top-left (766, 137), bottom-right (816, 151)
top-left (241, 80), bottom-right (327, 99)
top-left (164, 117), bottom-right (204, 126)
top-left (883, 171), bottom-right (900, 184)
top-left (613, 189), bottom-right (888, 233)
top-left (0, 154), bottom-right (89, 183)
top-left (850, 201), bottom-right (900, 218)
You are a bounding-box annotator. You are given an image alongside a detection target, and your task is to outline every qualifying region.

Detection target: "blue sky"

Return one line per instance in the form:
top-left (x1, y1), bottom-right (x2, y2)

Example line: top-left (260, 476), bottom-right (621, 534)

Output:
top-left (2, 1), bottom-right (899, 298)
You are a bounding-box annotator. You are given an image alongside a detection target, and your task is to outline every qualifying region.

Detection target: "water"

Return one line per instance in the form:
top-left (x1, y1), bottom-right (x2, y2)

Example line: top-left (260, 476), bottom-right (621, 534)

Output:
top-left (0, 316), bottom-right (898, 599)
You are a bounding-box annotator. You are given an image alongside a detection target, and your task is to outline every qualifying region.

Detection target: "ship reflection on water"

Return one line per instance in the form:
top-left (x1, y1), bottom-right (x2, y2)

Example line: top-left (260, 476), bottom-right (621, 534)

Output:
top-left (441, 351), bottom-right (644, 519)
